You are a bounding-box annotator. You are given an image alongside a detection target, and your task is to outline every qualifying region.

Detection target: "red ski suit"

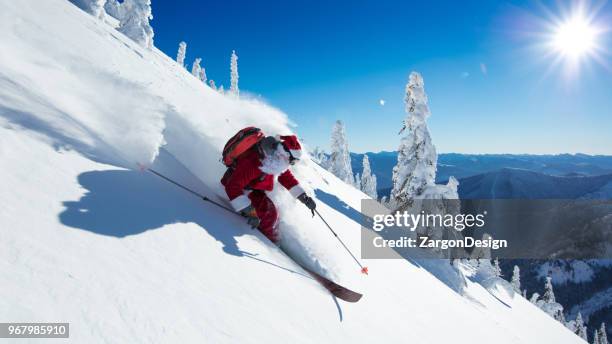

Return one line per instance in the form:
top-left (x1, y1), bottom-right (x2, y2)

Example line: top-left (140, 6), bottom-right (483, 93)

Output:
top-left (221, 147), bottom-right (305, 243)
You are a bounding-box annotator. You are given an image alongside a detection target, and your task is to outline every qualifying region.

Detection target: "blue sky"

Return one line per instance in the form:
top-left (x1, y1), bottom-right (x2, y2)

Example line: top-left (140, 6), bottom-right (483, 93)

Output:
top-left (152, 0), bottom-right (611, 154)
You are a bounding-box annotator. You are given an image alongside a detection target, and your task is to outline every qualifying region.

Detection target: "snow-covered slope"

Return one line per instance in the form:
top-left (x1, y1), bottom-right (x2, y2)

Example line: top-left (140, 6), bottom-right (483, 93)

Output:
top-left (0, 0), bottom-right (585, 342)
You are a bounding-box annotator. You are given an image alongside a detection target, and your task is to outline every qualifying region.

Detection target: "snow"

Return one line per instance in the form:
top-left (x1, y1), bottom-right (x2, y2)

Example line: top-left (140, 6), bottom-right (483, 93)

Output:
top-left (259, 144), bottom-right (292, 176)
top-left (0, 0), bottom-right (586, 342)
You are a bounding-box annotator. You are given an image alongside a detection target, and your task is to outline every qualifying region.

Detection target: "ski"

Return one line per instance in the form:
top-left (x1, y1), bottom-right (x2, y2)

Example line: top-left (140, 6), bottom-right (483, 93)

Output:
top-left (297, 262), bottom-right (363, 303)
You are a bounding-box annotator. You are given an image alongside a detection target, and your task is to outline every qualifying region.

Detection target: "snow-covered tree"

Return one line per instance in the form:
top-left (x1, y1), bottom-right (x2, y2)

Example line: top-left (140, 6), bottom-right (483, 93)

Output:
top-left (191, 58), bottom-right (202, 78)
top-left (537, 276), bottom-right (565, 323)
top-left (543, 276), bottom-right (556, 303)
top-left (493, 257), bottom-right (502, 277)
top-left (69, 0), bottom-right (106, 19)
top-left (530, 292), bottom-right (540, 304)
top-left (552, 305), bottom-right (566, 323)
top-left (595, 330), bottom-right (601, 344)
top-left (328, 120), bottom-right (355, 185)
top-left (511, 265), bottom-right (521, 292)
top-left (176, 41), bottom-right (187, 67)
top-left (380, 195), bottom-right (388, 206)
top-left (354, 173), bottom-right (361, 190)
top-left (522, 289), bottom-right (527, 298)
top-left (230, 50), bottom-right (239, 96)
top-left (311, 147), bottom-right (328, 167)
top-left (574, 312), bottom-right (588, 341)
top-left (601, 323), bottom-right (609, 344)
top-left (389, 72), bottom-right (459, 214)
top-left (108, 0), bottom-right (154, 48)
top-left (209, 79), bottom-right (217, 90)
top-left (104, 0), bottom-right (121, 19)
top-left (361, 155), bottom-right (378, 199)
top-left (218, 85), bottom-right (225, 94)
top-left (199, 67), bottom-right (207, 83)
top-left (390, 72), bottom-right (437, 208)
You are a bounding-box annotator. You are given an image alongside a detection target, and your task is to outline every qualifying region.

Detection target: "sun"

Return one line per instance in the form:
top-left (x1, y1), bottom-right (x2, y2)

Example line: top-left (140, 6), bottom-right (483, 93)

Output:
top-left (552, 14), bottom-right (597, 59)
top-left (537, 2), bottom-right (609, 78)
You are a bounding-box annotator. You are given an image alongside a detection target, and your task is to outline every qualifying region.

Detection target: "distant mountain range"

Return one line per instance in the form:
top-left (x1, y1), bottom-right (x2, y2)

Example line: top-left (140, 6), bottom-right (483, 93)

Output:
top-left (350, 152), bottom-right (612, 198)
top-left (458, 168), bottom-right (612, 199)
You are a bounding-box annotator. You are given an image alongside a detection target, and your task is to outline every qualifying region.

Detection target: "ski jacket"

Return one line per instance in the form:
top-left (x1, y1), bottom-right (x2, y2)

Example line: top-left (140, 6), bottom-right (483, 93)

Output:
top-left (221, 147), bottom-right (305, 211)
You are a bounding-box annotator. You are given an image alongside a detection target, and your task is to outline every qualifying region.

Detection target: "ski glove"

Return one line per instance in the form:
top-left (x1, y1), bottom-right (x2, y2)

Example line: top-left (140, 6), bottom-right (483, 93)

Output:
top-left (297, 193), bottom-right (316, 214)
top-left (240, 205), bottom-right (260, 229)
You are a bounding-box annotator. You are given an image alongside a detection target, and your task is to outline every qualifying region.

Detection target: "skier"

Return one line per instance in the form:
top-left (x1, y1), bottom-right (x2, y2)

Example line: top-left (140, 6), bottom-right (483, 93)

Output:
top-left (221, 128), bottom-right (316, 244)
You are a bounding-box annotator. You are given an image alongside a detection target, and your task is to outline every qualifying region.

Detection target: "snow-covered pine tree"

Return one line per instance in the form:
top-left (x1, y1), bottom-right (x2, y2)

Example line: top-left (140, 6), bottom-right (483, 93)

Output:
top-left (554, 306), bottom-right (566, 324)
top-left (574, 312), bottom-right (588, 341)
top-left (69, 0), bottom-right (106, 19)
top-left (191, 58), bottom-right (202, 78)
top-left (361, 155), bottom-right (378, 199)
top-left (390, 72), bottom-right (437, 208)
top-left (311, 147), bottom-right (328, 167)
top-left (600, 323), bottom-right (609, 344)
top-left (176, 41), bottom-right (187, 67)
top-left (543, 276), bottom-right (556, 303)
top-left (511, 265), bottom-right (521, 292)
top-left (538, 275), bottom-right (565, 323)
top-left (354, 173), bottom-right (361, 190)
top-left (530, 292), bottom-right (540, 304)
top-left (230, 50), bottom-right (239, 97)
top-left (107, 0), bottom-right (154, 48)
top-left (380, 196), bottom-right (388, 206)
top-left (595, 330), bottom-right (601, 344)
top-left (368, 175), bottom-right (378, 199)
top-left (522, 289), bottom-right (527, 298)
top-left (209, 79), bottom-right (217, 90)
top-left (199, 67), bottom-right (207, 83)
top-left (493, 257), bottom-right (502, 277)
top-left (104, 0), bottom-right (121, 19)
top-left (218, 85), bottom-right (225, 94)
top-left (328, 120), bottom-right (355, 185)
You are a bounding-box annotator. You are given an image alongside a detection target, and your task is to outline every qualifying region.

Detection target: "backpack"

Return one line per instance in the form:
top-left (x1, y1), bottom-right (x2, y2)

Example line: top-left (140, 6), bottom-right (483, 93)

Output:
top-left (222, 127), bottom-right (264, 167)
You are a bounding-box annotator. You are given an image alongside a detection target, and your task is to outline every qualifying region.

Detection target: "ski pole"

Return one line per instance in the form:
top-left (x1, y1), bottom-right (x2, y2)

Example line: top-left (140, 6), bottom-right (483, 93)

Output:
top-left (143, 166), bottom-right (242, 218)
top-left (144, 166), bottom-right (369, 275)
top-left (314, 209), bottom-right (369, 275)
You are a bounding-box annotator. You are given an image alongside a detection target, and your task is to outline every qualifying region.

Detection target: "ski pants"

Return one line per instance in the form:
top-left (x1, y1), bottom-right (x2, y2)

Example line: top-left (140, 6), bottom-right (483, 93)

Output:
top-left (248, 190), bottom-right (279, 244)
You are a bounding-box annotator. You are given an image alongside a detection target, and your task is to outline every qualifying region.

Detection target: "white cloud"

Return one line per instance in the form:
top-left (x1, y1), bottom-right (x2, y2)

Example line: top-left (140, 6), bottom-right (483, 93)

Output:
top-left (379, 99), bottom-right (385, 106)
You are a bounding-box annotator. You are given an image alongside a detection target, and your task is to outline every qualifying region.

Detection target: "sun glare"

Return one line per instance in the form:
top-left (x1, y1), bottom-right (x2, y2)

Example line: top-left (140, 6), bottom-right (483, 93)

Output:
top-left (552, 15), bottom-right (597, 59)
top-left (537, 2), bottom-right (609, 78)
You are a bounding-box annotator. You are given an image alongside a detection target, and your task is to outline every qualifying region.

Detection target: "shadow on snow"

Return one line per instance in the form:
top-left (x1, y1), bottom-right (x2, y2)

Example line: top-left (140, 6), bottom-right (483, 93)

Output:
top-left (59, 168), bottom-right (251, 256)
